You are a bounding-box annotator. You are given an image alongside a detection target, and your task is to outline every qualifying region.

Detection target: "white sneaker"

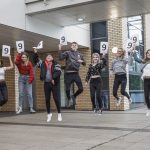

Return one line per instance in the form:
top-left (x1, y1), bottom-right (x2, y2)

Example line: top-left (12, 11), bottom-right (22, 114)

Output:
top-left (116, 98), bottom-right (121, 106)
top-left (30, 108), bottom-right (36, 113)
top-left (146, 110), bottom-right (150, 117)
top-left (16, 107), bottom-right (22, 114)
top-left (129, 98), bottom-right (132, 104)
top-left (58, 113), bottom-right (62, 121)
top-left (47, 113), bottom-right (52, 122)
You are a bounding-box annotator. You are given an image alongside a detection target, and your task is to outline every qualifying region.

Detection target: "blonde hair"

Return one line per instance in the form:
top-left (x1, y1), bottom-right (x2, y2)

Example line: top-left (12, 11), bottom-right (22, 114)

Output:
top-left (117, 48), bottom-right (125, 59)
top-left (92, 53), bottom-right (100, 64)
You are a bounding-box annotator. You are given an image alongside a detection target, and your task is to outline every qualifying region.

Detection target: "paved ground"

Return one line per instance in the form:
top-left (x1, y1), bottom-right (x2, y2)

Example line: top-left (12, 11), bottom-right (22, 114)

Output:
top-left (0, 107), bottom-right (150, 150)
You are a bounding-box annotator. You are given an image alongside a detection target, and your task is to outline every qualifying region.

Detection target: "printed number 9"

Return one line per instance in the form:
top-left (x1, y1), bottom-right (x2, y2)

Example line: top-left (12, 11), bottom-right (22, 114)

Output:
top-left (18, 43), bottom-right (22, 49)
top-left (4, 48), bottom-right (8, 54)
top-left (127, 42), bottom-right (132, 49)
top-left (133, 37), bottom-right (137, 43)
top-left (102, 44), bottom-right (106, 51)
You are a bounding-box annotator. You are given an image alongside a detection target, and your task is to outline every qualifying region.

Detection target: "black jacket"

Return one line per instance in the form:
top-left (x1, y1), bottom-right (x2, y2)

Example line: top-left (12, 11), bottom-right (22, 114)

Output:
top-left (33, 53), bottom-right (61, 83)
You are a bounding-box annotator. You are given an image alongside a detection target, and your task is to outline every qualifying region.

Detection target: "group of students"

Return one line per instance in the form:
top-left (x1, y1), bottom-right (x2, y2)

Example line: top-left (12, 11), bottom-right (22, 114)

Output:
top-left (0, 42), bottom-right (150, 123)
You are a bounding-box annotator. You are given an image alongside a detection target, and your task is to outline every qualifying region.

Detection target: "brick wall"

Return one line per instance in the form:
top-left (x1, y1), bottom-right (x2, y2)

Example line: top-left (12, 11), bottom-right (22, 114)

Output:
top-left (108, 18), bottom-right (130, 110)
top-left (35, 48), bottom-right (92, 111)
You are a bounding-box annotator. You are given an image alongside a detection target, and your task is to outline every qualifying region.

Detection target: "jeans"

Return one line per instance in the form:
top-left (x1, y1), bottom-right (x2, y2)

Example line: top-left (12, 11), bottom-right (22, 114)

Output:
top-left (18, 75), bottom-right (33, 108)
top-left (0, 81), bottom-right (8, 106)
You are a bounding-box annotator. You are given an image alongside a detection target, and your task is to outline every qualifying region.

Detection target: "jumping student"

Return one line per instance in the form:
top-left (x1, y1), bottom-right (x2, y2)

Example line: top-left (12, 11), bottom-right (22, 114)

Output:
top-left (58, 42), bottom-right (86, 107)
top-left (85, 53), bottom-right (107, 114)
top-left (33, 49), bottom-right (62, 122)
top-left (133, 49), bottom-right (150, 116)
top-left (0, 56), bottom-right (13, 107)
top-left (15, 52), bottom-right (36, 114)
top-left (110, 48), bottom-right (133, 106)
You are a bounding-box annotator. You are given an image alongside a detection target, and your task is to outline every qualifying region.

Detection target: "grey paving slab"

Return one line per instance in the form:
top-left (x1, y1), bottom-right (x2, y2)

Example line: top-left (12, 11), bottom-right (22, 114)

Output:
top-left (0, 107), bottom-right (150, 150)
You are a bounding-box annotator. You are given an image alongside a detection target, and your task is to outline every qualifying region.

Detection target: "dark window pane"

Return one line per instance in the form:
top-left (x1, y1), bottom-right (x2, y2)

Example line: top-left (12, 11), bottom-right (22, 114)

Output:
top-left (91, 22), bottom-right (107, 38)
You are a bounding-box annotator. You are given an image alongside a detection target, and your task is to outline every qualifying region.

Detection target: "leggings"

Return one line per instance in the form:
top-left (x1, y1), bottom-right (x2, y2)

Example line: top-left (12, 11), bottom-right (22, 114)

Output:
top-left (144, 79), bottom-right (150, 109)
top-left (113, 74), bottom-right (130, 100)
top-left (0, 81), bottom-right (8, 106)
top-left (90, 77), bottom-right (102, 110)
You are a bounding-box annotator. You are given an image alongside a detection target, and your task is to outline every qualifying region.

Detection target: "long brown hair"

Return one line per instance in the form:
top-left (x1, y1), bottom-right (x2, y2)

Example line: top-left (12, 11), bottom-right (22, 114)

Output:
top-left (144, 49), bottom-right (150, 63)
top-left (21, 52), bottom-right (29, 66)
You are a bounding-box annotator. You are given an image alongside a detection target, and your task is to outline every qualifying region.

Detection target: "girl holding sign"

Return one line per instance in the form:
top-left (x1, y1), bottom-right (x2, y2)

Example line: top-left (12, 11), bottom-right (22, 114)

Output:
top-left (0, 56), bottom-right (13, 107)
top-left (133, 49), bottom-right (150, 116)
top-left (110, 48), bottom-right (133, 106)
top-left (33, 49), bottom-right (62, 122)
top-left (15, 52), bottom-right (36, 114)
top-left (85, 53), bottom-right (107, 114)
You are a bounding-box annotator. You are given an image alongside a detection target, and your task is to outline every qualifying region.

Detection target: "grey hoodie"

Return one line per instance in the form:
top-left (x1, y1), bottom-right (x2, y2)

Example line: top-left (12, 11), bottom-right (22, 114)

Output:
top-left (111, 54), bottom-right (133, 75)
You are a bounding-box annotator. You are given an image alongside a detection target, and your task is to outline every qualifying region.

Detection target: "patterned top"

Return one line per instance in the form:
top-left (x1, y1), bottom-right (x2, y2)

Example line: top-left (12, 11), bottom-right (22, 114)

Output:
top-left (85, 58), bottom-right (106, 82)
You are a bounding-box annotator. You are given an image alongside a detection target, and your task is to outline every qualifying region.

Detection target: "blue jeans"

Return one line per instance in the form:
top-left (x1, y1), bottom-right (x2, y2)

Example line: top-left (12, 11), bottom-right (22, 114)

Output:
top-left (18, 75), bottom-right (33, 108)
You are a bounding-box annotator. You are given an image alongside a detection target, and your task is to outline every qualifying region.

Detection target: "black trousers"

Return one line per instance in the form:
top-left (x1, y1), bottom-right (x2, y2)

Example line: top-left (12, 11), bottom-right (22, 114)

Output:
top-left (0, 81), bottom-right (8, 106)
top-left (144, 79), bottom-right (150, 109)
top-left (64, 72), bottom-right (83, 100)
top-left (44, 82), bottom-right (61, 114)
top-left (90, 77), bottom-right (102, 110)
top-left (113, 74), bottom-right (130, 100)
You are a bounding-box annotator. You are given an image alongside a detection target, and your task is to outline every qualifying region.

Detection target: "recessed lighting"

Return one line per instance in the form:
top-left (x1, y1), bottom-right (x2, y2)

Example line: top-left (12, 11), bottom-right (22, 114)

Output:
top-left (77, 17), bottom-right (84, 22)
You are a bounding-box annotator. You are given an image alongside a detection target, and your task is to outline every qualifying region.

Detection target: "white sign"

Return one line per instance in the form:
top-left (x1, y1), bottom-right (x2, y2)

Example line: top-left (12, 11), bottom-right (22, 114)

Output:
top-left (2, 45), bottom-right (10, 57)
top-left (126, 39), bottom-right (134, 51)
top-left (16, 41), bottom-right (24, 53)
top-left (33, 41), bottom-right (43, 49)
top-left (100, 42), bottom-right (108, 54)
top-left (60, 35), bottom-right (67, 45)
top-left (131, 34), bottom-right (139, 46)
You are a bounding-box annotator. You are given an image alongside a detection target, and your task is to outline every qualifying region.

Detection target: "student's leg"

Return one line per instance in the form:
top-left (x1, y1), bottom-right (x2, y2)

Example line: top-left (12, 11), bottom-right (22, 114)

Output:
top-left (64, 73), bottom-right (72, 101)
top-left (120, 77), bottom-right (130, 99)
top-left (96, 78), bottom-right (102, 110)
top-left (90, 80), bottom-right (96, 110)
top-left (0, 82), bottom-right (8, 106)
top-left (144, 79), bottom-right (150, 109)
top-left (113, 76), bottom-right (120, 100)
top-left (26, 82), bottom-right (34, 108)
top-left (18, 76), bottom-right (25, 108)
top-left (74, 73), bottom-right (83, 98)
top-left (52, 82), bottom-right (61, 113)
top-left (44, 82), bottom-right (52, 114)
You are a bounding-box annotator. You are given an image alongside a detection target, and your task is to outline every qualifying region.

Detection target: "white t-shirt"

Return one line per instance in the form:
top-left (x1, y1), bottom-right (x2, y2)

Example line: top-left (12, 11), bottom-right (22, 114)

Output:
top-left (141, 64), bottom-right (150, 79)
top-left (0, 67), bottom-right (6, 80)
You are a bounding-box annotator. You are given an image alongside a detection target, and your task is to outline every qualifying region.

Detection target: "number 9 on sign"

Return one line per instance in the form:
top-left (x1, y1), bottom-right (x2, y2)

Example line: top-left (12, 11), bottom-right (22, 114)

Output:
top-left (100, 42), bottom-right (108, 54)
top-left (16, 41), bottom-right (24, 53)
top-left (2, 45), bottom-right (10, 57)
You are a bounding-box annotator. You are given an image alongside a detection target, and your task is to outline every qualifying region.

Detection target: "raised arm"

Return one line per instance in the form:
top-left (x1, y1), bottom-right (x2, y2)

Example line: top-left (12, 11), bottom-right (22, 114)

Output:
top-left (58, 44), bottom-right (68, 60)
top-left (33, 48), bottom-right (42, 67)
top-left (132, 51), bottom-right (144, 63)
top-left (5, 55), bottom-right (14, 70)
top-left (15, 53), bottom-right (22, 66)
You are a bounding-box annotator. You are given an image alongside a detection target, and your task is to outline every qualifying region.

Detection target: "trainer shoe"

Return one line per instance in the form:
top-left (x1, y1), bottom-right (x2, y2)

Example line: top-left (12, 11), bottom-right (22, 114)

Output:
top-left (16, 106), bottom-right (23, 114)
top-left (128, 98), bottom-right (132, 104)
top-left (146, 110), bottom-right (150, 117)
top-left (30, 108), bottom-right (36, 113)
top-left (58, 113), bottom-right (62, 121)
top-left (47, 113), bottom-right (52, 122)
top-left (116, 97), bottom-right (121, 106)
